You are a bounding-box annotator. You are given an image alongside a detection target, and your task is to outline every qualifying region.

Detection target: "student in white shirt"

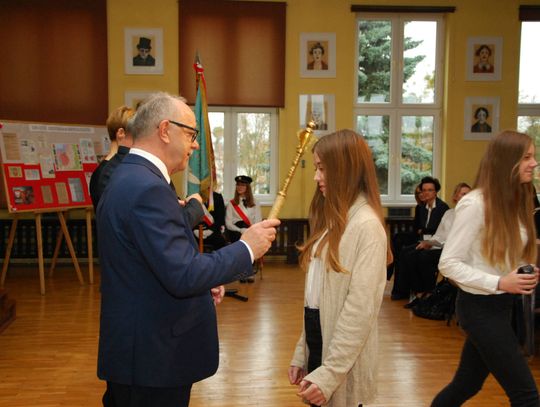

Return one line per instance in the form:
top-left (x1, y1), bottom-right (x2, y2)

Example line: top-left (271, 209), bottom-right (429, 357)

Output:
top-left (431, 131), bottom-right (539, 407)
top-left (225, 175), bottom-right (262, 282)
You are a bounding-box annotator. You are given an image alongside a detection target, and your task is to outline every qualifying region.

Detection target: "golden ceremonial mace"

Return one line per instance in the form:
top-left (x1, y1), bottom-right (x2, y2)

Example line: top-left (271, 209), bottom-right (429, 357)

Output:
top-left (267, 121), bottom-right (317, 220)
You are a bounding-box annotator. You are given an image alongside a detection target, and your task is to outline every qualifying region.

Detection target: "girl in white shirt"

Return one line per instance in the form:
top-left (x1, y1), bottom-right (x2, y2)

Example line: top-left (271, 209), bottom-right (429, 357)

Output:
top-left (225, 175), bottom-right (262, 282)
top-left (431, 131), bottom-right (539, 406)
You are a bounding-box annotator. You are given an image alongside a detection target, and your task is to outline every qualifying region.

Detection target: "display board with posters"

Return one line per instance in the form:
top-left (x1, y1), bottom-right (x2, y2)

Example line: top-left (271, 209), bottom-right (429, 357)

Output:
top-left (0, 120), bottom-right (109, 213)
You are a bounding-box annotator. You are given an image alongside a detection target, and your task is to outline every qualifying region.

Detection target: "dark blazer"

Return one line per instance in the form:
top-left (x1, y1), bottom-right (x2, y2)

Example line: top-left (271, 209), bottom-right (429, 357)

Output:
top-left (91, 146), bottom-right (202, 227)
top-left (414, 197), bottom-right (449, 236)
top-left (96, 154), bottom-right (253, 387)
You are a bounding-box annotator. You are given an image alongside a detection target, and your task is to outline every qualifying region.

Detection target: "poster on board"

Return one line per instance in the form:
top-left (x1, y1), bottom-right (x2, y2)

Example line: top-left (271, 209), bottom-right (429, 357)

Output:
top-left (0, 120), bottom-right (108, 213)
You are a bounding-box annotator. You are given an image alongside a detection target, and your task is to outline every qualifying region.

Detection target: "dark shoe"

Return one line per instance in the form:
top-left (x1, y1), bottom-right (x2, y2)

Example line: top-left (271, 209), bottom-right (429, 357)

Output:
top-left (391, 293), bottom-right (409, 301)
top-left (246, 276), bottom-right (255, 283)
top-left (404, 298), bottom-right (419, 309)
top-left (239, 279), bottom-right (247, 283)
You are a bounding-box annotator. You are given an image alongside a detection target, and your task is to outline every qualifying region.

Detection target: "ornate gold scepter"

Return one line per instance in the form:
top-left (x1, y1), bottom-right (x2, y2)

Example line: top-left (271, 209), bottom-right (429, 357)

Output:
top-left (267, 121), bottom-right (317, 220)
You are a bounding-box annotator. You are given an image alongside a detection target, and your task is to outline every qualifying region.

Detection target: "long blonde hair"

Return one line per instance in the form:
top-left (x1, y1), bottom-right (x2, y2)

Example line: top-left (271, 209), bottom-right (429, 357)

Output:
top-left (474, 130), bottom-right (536, 268)
top-left (299, 130), bottom-right (388, 273)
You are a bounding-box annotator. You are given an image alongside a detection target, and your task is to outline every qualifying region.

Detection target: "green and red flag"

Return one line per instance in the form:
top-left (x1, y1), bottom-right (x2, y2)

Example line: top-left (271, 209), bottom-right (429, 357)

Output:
top-left (188, 54), bottom-right (216, 209)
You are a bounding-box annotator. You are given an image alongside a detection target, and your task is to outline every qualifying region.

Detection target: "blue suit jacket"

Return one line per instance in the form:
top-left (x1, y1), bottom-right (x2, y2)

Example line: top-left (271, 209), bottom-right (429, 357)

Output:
top-left (96, 154), bottom-right (253, 387)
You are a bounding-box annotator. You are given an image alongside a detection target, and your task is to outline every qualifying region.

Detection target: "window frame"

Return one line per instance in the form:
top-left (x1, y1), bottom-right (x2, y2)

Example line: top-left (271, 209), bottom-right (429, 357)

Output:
top-left (517, 20), bottom-right (540, 190)
top-left (207, 106), bottom-right (279, 206)
top-left (354, 12), bottom-right (445, 206)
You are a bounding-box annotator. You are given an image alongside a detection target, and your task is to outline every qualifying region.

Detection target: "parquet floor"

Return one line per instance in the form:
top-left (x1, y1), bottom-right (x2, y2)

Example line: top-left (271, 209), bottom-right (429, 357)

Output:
top-left (0, 262), bottom-right (539, 406)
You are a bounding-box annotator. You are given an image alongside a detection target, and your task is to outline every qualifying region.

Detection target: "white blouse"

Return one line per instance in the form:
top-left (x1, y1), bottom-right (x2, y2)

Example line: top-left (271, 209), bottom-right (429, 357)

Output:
top-left (225, 198), bottom-right (262, 233)
top-left (439, 189), bottom-right (528, 295)
top-left (305, 231), bottom-right (328, 309)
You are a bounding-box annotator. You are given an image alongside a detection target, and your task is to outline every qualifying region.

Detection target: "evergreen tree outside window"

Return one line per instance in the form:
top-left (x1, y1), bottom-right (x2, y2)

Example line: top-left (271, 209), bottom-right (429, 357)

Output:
top-left (355, 14), bottom-right (444, 204)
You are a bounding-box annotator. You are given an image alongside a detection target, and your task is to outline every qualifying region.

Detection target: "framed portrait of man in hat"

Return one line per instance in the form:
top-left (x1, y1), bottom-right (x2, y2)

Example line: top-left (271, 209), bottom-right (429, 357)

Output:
top-left (124, 28), bottom-right (163, 75)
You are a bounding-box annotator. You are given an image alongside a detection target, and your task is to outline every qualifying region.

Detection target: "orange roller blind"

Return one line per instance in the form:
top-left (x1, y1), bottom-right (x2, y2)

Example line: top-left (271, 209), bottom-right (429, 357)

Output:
top-left (179, 0), bottom-right (286, 107)
top-left (0, 0), bottom-right (108, 125)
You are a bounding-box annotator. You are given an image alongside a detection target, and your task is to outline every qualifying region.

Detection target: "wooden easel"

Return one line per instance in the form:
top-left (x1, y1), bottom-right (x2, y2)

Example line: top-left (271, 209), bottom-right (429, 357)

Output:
top-left (0, 208), bottom-right (93, 295)
top-left (48, 208), bottom-right (94, 285)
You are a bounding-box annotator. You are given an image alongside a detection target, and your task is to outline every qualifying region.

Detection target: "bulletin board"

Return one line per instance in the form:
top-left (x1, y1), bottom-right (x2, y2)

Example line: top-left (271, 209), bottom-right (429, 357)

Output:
top-left (0, 120), bottom-right (110, 213)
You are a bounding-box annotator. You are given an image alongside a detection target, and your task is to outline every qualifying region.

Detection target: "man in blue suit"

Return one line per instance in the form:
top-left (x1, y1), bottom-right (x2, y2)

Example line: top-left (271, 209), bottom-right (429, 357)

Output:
top-left (96, 92), bottom-right (279, 407)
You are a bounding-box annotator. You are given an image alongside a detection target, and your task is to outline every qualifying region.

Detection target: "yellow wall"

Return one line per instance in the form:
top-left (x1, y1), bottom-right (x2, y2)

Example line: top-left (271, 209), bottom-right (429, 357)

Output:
top-left (106, 0), bottom-right (536, 218)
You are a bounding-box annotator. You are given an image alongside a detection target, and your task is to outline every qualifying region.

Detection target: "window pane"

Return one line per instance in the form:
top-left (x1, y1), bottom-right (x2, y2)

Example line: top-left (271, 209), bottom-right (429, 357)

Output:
top-left (518, 116), bottom-right (540, 190)
top-left (208, 112), bottom-right (224, 193)
top-left (402, 21), bottom-right (437, 104)
top-left (401, 116), bottom-right (434, 194)
top-left (519, 22), bottom-right (540, 104)
top-left (358, 20), bottom-right (392, 103)
top-left (356, 115), bottom-right (390, 194)
top-left (236, 113), bottom-right (271, 194)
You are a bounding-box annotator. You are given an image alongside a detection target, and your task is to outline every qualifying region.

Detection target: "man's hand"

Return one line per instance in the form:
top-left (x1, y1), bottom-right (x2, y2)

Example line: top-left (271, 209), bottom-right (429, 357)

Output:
top-left (241, 219), bottom-right (280, 260)
top-left (211, 285), bottom-right (225, 305)
top-left (178, 193), bottom-right (203, 207)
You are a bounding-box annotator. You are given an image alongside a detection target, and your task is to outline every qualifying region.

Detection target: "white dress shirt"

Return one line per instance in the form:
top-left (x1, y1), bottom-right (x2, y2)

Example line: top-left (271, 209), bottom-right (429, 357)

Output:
top-left (439, 189), bottom-right (528, 295)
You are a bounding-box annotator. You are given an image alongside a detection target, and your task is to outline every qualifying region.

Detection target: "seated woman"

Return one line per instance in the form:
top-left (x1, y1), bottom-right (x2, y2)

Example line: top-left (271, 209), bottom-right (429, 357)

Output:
top-left (401, 182), bottom-right (471, 309)
top-left (392, 176), bottom-right (450, 300)
top-left (225, 175), bottom-right (262, 282)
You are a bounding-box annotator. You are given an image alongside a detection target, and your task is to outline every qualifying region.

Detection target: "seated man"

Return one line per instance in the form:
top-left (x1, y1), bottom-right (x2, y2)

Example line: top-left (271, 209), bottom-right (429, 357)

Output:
top-left (193, 191), bottom-right (228, 251)
top-left (401, 182), bottom-right (471, 308)
top-left (391, 176), bottom-right (450, 300)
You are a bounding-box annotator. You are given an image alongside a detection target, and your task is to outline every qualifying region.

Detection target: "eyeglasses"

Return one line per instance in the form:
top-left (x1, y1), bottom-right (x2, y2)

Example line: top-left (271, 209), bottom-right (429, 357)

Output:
top-left (168, 120), bottom-right (199, 142)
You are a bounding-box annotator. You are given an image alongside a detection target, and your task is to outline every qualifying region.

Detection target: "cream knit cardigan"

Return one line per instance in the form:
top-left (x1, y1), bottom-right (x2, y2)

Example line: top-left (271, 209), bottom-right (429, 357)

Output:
top-left (291, 194), bottom-right (387, 406)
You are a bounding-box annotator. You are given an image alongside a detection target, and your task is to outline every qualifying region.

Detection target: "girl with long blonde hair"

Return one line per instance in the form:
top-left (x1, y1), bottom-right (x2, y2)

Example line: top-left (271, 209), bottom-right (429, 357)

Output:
top-left (432, 130), bottom-right (539, 406)
top-left (288, 130), bottom-right (388, 407)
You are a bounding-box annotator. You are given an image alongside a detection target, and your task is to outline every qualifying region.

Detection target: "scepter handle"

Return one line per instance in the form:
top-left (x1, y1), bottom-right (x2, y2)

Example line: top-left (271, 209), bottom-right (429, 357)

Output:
top-left (267, 121), bottom-right (316, 220)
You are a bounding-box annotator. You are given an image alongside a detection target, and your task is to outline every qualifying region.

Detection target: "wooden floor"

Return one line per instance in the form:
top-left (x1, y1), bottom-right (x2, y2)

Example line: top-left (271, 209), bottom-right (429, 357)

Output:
top-left (1, 262), bottom-right (540, 406)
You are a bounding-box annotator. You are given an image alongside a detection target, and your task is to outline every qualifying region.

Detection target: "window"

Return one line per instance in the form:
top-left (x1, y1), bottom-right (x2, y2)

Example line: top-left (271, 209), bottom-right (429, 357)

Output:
top-left (354, 14), bottom-right (444, 204)
top-left (207, 107), bottom-right (278, 205)
top-left (517, 21), bottom-right (540, 191)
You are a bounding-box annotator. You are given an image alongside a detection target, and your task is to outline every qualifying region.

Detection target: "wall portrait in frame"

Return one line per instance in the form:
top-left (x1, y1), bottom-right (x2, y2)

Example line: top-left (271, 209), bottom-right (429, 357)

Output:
top-left (299, 94), bottom-right (335, 136)
top-left (124, 28), bottom-right (163, 75)
top-left (300, 33), bottom-right (336, 78)
top-left (124, 91), bottom-right (155, 110)
top-left (466, 37), bottom-right (502, 81)
top-left (464, 97), bottom-right (500, 140)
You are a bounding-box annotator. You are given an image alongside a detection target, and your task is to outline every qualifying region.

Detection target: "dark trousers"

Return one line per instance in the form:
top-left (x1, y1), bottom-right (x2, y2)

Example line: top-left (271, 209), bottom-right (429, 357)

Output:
top-left (389, 231), bottom-right (419, 296)
top-left (431, 290), bottom-right (539, 407)
top-left (401, 247), bottom-right (441, 293)
top-left (305, 307), bottom-right (323, 407)
top-left (103, 381), bottom-right (192, 407)
top-left (304, 308), bottom-right (363, 407)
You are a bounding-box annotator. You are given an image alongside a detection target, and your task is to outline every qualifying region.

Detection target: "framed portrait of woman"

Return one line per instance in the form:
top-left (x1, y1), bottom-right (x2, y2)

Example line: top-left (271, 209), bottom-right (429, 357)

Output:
top-left (300, 33), bottom-right (336, 78)
top-left (464, 97), bottom-right (500, 140)
top-left (466, 37), bottom-right (502, 81)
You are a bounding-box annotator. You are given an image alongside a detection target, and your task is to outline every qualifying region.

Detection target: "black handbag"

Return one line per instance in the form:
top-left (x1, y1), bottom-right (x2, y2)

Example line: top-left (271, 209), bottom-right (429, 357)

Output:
top-left (412, 278), bottom-right (457, 325)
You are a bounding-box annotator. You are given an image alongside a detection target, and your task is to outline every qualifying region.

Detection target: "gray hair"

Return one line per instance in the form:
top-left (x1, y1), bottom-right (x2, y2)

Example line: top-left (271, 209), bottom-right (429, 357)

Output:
top-left (127, 92), bottom-right (187, 141)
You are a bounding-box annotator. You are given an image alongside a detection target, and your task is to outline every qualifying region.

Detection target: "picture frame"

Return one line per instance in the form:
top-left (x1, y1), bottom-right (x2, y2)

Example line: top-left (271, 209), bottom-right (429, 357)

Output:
top-left (299, 94), bottom-right (335, 136)
top-left (300, 33), bottom-right (336, 78)
top-left (466, 37), bottom-right (502, 81)
top-left (124, 91), bottom-right (155, 109)
top-left (463, 96), bottom-right (500, 140)
top-left (124, 28), bottom-right (164, 75)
